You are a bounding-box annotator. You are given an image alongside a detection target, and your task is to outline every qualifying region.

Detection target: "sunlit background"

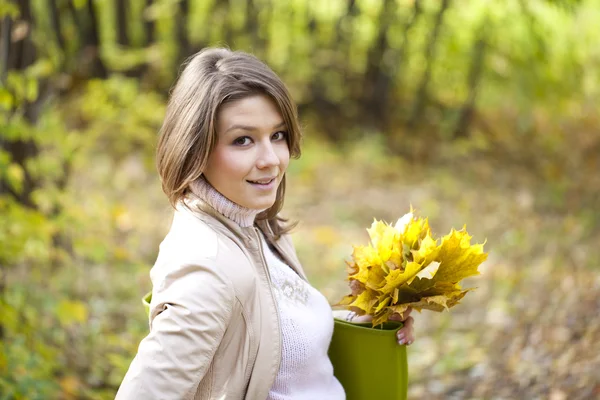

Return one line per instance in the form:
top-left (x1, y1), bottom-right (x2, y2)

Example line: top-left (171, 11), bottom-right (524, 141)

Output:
top-left (1, 0), bottom-right (599, 398)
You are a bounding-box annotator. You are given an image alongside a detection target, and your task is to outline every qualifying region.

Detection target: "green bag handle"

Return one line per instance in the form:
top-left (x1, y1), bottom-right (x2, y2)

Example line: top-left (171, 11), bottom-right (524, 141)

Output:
top-left (142, 291), bottom-right (152, 317)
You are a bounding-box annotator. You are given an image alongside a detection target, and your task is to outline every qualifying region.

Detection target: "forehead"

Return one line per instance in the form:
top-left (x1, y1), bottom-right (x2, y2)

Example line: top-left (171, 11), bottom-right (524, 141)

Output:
top-left (217, 94), bottom-right (284, 132)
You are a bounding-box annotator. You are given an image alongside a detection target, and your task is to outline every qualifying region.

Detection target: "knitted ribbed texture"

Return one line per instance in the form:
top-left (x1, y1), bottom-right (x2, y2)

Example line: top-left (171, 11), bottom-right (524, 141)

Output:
top-left (188, 177), bottom-right (260, 228)
top-left (261, 234), bottom-right (345, 400)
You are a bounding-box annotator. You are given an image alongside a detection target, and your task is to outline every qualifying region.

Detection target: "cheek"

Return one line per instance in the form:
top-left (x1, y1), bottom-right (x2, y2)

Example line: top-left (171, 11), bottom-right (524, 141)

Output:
top-left (277, 146), bottom-right (291, 172)
top-left (211, 149), bottom-right (249, 178)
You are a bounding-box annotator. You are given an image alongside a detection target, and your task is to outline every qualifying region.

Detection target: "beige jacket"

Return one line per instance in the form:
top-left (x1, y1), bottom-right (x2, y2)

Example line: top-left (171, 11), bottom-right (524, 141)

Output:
top-left (116, 198), bottom-right (309, 400)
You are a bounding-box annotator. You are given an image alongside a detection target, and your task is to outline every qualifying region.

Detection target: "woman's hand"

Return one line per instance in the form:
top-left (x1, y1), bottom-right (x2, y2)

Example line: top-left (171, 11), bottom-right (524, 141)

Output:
top-left (389, 307), bottom-right (415, 346)
top-left (335, 308), bottom-right (416, 346)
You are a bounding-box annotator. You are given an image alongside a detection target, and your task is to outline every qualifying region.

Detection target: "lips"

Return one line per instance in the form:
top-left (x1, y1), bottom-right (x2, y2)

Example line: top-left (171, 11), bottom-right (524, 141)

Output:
top-left (247, 177), bottom-right (276, 185)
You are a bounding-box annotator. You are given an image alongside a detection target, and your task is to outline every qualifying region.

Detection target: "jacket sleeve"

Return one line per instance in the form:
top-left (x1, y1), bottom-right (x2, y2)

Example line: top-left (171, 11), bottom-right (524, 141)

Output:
top-left (115, 261), bottom-right (235, 399)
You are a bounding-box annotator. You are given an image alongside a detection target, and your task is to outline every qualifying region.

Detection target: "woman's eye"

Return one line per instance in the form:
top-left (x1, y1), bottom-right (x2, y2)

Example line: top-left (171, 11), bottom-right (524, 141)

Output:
top-left (233, 136), bottom-right (251, 146)
top-left (272, 131), bottom-right (287, 141)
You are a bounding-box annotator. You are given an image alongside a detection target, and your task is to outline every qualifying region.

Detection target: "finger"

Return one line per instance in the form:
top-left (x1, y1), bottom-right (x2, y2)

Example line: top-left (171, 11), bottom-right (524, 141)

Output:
top-left (352, 314), bottom-right (372, 323)
top-left (401, 316), bottom-right (414, 328)
top-left (396, 316), bottom-right (414, 335)
top-left (396, 317), bottom-right (415, 345)
top-left (389, 307), bottom-right (413, 322)
top-left (332, 310), bottom-right (349, 320)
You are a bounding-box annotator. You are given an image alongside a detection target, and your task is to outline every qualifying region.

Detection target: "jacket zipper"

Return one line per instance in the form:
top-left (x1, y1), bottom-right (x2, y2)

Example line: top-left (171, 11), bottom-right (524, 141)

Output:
top-left (253, 227), bottom-right (282, 391)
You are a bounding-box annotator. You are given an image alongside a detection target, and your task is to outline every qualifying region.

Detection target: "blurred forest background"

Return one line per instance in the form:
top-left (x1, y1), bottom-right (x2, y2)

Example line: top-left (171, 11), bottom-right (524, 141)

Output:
top-left (1, 0), bottom-right (599, 398)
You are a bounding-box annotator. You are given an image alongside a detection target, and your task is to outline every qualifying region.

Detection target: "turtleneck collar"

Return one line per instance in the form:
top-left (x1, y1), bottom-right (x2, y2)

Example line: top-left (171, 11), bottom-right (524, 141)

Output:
top-left (188, 176), bottom-right (262, 228)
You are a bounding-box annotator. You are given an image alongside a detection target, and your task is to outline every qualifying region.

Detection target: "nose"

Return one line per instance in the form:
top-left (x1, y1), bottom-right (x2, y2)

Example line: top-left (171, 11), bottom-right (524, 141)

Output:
top-left (256, 141), bottom-right (280, 169)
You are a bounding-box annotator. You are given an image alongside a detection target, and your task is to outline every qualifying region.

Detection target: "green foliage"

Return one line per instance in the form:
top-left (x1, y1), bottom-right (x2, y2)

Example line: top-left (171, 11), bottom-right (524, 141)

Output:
top-left (0, 197), bottom-right (54, 264)
top-left (1, 70), bottom-right (163, 397)
top-left (1, 0), bottom-right (599, 398)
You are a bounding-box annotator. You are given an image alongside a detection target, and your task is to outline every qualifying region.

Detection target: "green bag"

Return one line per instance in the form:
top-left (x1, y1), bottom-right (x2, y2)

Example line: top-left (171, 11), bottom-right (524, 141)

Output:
top-left (328, 319), bottom-right (408, 400)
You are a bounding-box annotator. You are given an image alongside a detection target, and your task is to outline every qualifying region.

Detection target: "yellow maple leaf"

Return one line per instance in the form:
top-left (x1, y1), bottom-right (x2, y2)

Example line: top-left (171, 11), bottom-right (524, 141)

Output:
top-left (390, 289), bottom-right (471, 313)
top-left (372, 310), bottom-right (393, 326)
top-left (374, 296), bottom-right (391, 314)
top-left (349, 289), bottom-right (379, 314)
top-left (392, 287), bottom-right (400, 304)
top-left (387, 304), bottom-right (411, 319)
top-left (365, 264), bottom-right (387, 291)
top-left (394, 212), bottom-right (413, 233)
top-left (367, 220), bottom-right (390, 253)
top-left (413, 233), bottom-right (439, 265)
top-left (379, 261), bottom-right (422, 294)
top-left (336, 210), bottom-right (488, 327)
top-left (432, 228), bottom-right (487, 283)
top-left (346, 260), bottom-right (358, 275)
top-left (415, 261), bottom-right (440, 280)
top-left (402, 217), bottom-right (430, 249)
top-left (336, 295), bottom-right (356, 306)
top-left (349, 245), bottom-right (380, 283)
top-left (368, 220), bottom-right (403, 269)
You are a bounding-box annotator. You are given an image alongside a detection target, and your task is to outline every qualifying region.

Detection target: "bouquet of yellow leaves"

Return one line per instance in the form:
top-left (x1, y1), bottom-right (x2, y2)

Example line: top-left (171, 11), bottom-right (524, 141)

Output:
top-left (336, 210), bottom-right (488, 327)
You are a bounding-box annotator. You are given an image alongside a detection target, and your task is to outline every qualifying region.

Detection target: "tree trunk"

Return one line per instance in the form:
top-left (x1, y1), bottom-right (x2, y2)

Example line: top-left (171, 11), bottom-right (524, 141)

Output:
top-left (335, 0), bottom-right (358, 42)
top-left (116, 0), bottom-right (129, 46)
top-left (0, 15), bottom-right (11, 83)
top-left (176, 0), bottom-right (190, 63)
top-left (0, 16), bottom-right (8, 339)
top-left (454, 22), bottom-right (488, 139)
top-left (408, 0), bottom-right (451, 129)
top-left (2, 0), bottom-right (40, 209)
top-left (67, 0), bottom-right (107, 79)
top-left (393, 0), bottom-right (423, 101)
top-left (67, 0), bottom-right (84, 44)
top-left (303, 4), bottom-right (343, 141)
top-left (86, 0), bottom-right (107, 78)
top-left (218, 0), bottom-right (233, 48)
top-left (49, 0), bottom-right (65, 52)
top-left (362, 0), bottom-right (396, 128)
top-left (12, 0), bottom-right (36, 71)
top-left (144, 0), bottom-right (155, 46)
top-left (245, 0), bottom-right (260, 49)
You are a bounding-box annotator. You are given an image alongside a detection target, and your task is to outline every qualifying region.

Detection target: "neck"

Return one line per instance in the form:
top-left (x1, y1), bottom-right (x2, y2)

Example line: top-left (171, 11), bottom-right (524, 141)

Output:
top-left (188, 177), bottom-right (261, 228)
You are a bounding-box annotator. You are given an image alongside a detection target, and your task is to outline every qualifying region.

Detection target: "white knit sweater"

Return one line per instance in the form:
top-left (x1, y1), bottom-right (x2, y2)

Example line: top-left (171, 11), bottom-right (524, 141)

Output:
top-left (261, 234), bottom-right (345, 400)
top-left (189, 177), bottom-right (345, 399)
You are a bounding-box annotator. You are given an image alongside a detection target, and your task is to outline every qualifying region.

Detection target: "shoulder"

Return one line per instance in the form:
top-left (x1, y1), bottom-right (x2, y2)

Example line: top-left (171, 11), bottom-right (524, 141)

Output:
top-left (148, 209), bottom-right (238, 318)
top-left (158, 205), bottom-right (221, 263)
top-left (150, 205), bottom-right (256, 296)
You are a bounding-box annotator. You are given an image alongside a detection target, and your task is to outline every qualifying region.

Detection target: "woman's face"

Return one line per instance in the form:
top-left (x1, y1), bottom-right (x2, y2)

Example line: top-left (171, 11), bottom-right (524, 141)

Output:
top-left (203, 94), bottom-right (290, 210)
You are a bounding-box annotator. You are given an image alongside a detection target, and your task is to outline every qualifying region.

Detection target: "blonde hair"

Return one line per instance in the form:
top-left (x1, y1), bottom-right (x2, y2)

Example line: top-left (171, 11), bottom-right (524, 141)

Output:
top-left (156, 47), bottom-right (302, 237)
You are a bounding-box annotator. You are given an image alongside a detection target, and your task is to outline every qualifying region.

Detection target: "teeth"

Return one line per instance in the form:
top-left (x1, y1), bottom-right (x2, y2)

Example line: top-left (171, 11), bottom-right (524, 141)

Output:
top-left (250, 178), bottom-right (273, 184)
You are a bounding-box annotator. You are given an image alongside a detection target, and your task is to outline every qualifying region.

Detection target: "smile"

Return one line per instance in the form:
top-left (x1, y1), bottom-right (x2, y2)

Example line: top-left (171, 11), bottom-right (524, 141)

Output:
top-left (247, 177), bottom-right (276, 186)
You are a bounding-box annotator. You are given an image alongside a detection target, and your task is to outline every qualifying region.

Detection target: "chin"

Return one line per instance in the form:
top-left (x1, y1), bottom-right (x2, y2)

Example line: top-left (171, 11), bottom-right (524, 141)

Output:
top-left (250, 198), bottom-right (276, 211)
top-left (254, 202), bottom-right (276, 211)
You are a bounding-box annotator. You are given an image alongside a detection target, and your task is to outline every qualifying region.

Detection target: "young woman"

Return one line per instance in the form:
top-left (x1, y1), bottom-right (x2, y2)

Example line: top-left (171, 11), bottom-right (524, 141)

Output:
top-left (116, 47), bottom-right (415, 399)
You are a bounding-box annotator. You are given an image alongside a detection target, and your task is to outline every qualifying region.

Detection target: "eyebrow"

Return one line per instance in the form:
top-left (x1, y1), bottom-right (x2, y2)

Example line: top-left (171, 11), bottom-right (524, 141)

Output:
top-left (225, 121), bottom-right (286, 134)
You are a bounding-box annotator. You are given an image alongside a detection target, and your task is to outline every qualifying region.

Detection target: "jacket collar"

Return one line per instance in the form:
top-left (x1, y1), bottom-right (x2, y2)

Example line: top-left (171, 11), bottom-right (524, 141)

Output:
top-left (182, 195), bottom-right (308, 281)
